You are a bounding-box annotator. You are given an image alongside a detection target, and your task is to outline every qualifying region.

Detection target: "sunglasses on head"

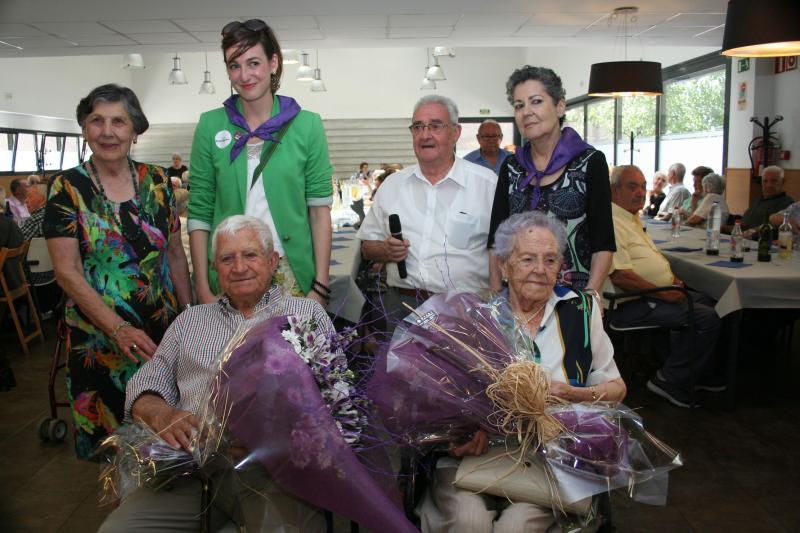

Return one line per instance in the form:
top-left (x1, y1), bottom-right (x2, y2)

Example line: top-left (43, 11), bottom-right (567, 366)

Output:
top-left (221, 19), bottom-right (268, 36)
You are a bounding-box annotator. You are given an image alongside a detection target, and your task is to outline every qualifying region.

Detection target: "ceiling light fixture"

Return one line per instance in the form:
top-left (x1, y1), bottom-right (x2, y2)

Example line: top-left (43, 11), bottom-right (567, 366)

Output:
top-left (721, 0), bottom-right (800, 57)
top-left (282, 49), bottom-right (300, 64)
top-left (168, 53), bottom-right (188, 85)
top-left (425, 55), bottom-right (446, 81)
top-left (198, 51), bottom-right (216, 95)
top-left (588, 6), bottom-right (662, 97)
top-left (420, 49), bottom-right (437, 90)
top-left (122, 53), bottom-right (145, 69)
top-left (311, 49), bottom-right (327, 92)
top-left (432, 46), bottom-right (455, 58)
top-left (296, 52), bottom-right (314, 81)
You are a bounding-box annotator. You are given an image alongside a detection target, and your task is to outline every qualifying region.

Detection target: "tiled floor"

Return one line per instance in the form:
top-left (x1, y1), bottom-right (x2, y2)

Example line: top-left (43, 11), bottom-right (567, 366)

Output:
top-left (1, 317), bottom-right (798, 532)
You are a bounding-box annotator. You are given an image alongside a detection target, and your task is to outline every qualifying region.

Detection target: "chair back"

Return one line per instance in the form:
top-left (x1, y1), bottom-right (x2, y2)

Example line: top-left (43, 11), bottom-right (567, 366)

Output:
top-left (0, 241), bottom-right (30, 297)
top-left (26, 237), bottom-right (53, 275)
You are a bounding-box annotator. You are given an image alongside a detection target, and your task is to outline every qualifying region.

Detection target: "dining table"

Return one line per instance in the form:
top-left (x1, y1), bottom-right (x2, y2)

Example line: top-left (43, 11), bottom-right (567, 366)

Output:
top-left (644, 219), bottom-right (800, 405)
top-left (326, 227), bottom-right (366, 324)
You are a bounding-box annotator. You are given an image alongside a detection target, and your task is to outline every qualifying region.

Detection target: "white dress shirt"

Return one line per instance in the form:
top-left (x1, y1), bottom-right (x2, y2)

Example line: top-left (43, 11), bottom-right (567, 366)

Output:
top-left (656, 184), bottom-right (690, 216)
top-left (357, 157), bottom-right (497, 294)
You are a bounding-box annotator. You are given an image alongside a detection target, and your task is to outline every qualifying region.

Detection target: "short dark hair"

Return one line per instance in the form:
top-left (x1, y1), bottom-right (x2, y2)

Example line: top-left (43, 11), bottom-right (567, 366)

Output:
top-left (221, 19), bottom-right (283, 93)
top-left (692, 166), bottom-right (714, 178)
top-left (10, 178), bottom-right (25, 194)
top-left (360, 162), bottom-right (368, 170)
top-left (76, 84), bottom-right (149, 135)
top-left (506, 66), bottom-right (566, 126)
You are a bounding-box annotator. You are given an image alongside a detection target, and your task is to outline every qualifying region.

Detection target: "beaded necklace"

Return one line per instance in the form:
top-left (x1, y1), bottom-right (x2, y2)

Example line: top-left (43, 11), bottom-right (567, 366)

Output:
top-left (86, 157), bottom-right (148, 244)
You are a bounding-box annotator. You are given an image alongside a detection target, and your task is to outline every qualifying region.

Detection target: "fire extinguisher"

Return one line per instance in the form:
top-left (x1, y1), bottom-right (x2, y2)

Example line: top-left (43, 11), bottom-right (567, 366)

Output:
top-left (748, 116), bottom-right (783, 179)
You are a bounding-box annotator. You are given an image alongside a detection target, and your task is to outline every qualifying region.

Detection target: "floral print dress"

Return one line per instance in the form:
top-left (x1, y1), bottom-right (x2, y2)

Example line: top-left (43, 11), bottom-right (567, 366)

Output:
top-left (44, 162), bottom-right (180, 460)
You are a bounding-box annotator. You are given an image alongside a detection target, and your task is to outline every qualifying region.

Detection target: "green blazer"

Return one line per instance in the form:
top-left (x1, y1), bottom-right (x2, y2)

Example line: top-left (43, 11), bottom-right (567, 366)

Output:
top-left (188, 96), bottom-right (333, 295)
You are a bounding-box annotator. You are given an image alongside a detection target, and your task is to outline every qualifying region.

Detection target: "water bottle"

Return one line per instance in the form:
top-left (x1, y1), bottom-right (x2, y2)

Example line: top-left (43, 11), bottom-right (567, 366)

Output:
top-left (705, 201), bottom-right (721, 255)
top-left (778, 210), bottom-right (793, 259)
top-left (671, 207), bottom-right (681, 239)
top-left (730, 220), bottom-right (744, 262)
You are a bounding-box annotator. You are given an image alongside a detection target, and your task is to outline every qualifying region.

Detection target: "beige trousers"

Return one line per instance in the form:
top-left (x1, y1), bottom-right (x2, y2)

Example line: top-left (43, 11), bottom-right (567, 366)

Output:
top-left (418, 465), bottom-right (556, 533)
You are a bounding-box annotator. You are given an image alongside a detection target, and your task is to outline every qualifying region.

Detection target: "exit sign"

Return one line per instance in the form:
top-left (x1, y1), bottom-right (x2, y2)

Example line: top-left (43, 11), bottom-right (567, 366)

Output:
top-left (737, 58), bottom-right (750, 73)
top-left (479, 108), bottom-right (491, 115)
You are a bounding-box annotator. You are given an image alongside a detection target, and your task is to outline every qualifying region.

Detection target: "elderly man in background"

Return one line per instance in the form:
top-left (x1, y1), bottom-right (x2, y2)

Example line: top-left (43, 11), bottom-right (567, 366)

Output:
top-left (607, 165), bottom-right (721, 408)
top-left (357, 95), bottom-right (497, 333)
top-left (655, 163), bottom-right (690, 221)
top-left (463, 119), bottom-right (510, 175)
top-left (6, 178), bottom-right (31, 225)
top-left (679, 166), bottom-right (713, 219)
top-left (724, 165), bottom-right (794, 234)
top-left (98, 215), bottom-right (329, 532)
top-left (25, 174), bottom-right (46, 212)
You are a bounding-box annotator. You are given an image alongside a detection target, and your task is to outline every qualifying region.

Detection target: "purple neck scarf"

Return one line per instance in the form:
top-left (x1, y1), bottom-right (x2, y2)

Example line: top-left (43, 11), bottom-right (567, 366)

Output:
top-left (516, 126), bottom-right (592, 209)
top-left (223, 94), bottom-right (301, 162)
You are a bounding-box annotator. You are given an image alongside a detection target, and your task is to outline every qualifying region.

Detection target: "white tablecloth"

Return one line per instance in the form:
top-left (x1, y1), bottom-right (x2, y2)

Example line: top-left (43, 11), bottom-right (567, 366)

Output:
top-left (326, 228), bottom-right (365, 323)
top-left (645, 220), bottom-right (800, 317)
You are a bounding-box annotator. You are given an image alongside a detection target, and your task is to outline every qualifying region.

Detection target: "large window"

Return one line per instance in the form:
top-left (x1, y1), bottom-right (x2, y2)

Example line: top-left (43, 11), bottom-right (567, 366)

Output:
top-left (660, 69), bottom-right (725, 175)
top-left (565, 52), bottom-right (728, 189)
top-left (0, 129), bottom-right (86, 174)
top-left (585, 99), bottom-right (615, 166)
top-left (617, 96), bottom-right (657, 177)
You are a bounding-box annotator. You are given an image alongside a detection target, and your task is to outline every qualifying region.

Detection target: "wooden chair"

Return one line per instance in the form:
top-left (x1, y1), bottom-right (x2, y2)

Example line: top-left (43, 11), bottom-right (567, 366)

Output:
top-left (0, 242), bottom-right (44, 355)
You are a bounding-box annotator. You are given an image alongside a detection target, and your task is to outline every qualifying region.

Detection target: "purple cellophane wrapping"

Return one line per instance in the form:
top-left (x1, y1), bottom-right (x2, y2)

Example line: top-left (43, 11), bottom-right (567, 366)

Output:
top-left (217, 315), bottom-right (416, 533)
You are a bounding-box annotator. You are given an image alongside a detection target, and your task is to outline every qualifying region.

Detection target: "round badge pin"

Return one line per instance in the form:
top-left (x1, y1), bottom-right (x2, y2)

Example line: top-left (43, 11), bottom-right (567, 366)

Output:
top-left (215, 130), bottom-right (232, 149)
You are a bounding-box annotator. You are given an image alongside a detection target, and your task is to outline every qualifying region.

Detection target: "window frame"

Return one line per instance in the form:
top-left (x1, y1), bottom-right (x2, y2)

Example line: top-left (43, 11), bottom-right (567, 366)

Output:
top-left (0, 127), bottom-right (86, 175)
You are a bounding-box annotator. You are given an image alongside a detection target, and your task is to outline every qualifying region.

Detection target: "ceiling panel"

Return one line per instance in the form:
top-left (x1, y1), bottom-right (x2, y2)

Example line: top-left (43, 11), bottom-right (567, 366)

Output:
top-left (389, 14), bottom-right (460, 27)
top-left (323, 28), bottom-right (387, 39)
top-left (128, 33), bottom-right (199, 45)
top-left (31, 21), bottom-right (116, 36)
top-left (450, 27), bottom-right (519, 38)
top-left (250, 16), bottom-right (318, 30)
top-left (274, 29), bottom-right (324, 40)
top-left (173, 18), bottom-right (237, 32)
top-left (1, 36), bottom-right (74, 49)
top-left (388, 27), bottom-right (453, 38)
top-left (659, 13), bottom-right (726, 27)
top-left (189, 31), bottom-right (223, 43)
top-left (316, 15), bottom-right (387, 29)
top-left (0, 24), bottom-right (49, 38)
top-left (456, 13), bottom-right (530, 27)
top-left (514, 26), bottom-right (585, 37)
top-left (636, 25), bottom-right (716, 38)
top-left (62, 34), bottom-right (137, 46)
top-left (102, 20), bottom-right (184, 34)
top-left (526, 12), bottom-right (607, 26)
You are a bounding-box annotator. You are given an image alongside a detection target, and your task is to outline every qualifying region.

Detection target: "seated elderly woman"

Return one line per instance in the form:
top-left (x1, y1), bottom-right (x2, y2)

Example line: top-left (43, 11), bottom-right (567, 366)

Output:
top-left (98, 215), bottom-right (329, 533)
top-left (685, 173), bottom-right (728, 227)
top-left (418, 211), bottom-right (626, 533)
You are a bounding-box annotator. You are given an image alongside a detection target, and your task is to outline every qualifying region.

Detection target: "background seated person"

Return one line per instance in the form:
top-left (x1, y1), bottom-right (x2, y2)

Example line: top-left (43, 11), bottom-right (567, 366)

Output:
top-left (678, 166), bottom-right (713, 219)
top-left (645, 170), bottom-right (667, 217)
top-left (98, 215), bottom-right (329, 533)
top-left (608, 165), bottom-right (721, 409)
top-left (724, 165), bottom-right (794, 234)
top-left (685, 173), bottom-right (728, 227)
top-left (419, 211), bottom-right (625, 533)
top-left (654, 163), bottom-right (689, 221)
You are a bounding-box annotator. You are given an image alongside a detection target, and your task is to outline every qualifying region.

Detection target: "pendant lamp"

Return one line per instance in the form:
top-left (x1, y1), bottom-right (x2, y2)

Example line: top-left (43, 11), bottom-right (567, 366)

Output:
top-left (420, 48), bottom-right (437, 90)
top-left (122, 53), bottom-right (145, 69)
top-left (588, 7), bottom-right (662, 97)
top-left (425, 55), bottom-right (446, 81)
top-left (310, 50), bottom-right (326, 92)
top-left (168, 53), bottom-right (188, 85)
top-left (296, 52), bottom-right (314, 81)
top-left (721, 0), bottom-right (800, 57)
top-left (198, 52), bottom-right (216, 95)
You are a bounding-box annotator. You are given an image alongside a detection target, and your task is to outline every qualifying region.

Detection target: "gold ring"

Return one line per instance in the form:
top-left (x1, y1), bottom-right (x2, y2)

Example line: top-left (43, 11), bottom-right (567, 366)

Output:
top-left (131, 343), bottom-right (138, 351)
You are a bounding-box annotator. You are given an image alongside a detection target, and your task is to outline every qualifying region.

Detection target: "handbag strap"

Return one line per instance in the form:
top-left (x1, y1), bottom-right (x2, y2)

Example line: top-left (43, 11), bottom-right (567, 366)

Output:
top-left (249, 118), bottom-right (294, 191)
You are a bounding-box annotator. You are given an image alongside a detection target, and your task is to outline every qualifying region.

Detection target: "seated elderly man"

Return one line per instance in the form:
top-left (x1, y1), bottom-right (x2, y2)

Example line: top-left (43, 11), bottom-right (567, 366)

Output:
top-left (724, 165), bottom-right (794, 234)
top-left (685, 173), bottom-right (729, 227)
top-left (98, 215), bottom-right (328, 533)
top-left (607, 165), bottom-right (722, 408)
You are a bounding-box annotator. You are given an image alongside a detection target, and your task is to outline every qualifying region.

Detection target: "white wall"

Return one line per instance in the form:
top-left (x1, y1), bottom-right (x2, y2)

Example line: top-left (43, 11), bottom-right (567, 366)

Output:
top-left (727, 57), bottom-right (799, 169)
top-left (0, 44), bottom-right (717, 129)
top-left (0, 55), bottom-right (132, 130)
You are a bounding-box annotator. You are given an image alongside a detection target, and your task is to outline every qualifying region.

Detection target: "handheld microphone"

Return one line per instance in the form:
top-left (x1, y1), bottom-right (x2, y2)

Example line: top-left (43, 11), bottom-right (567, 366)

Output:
top-left (388, 214), bottom-right (408, 279)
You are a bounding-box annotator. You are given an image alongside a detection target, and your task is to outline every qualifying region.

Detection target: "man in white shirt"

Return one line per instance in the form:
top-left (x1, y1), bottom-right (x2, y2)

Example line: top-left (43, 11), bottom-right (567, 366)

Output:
top-left (357, 95), bottom-right (497, 332)
top-left (655, 162), bottom-right (690, 221)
